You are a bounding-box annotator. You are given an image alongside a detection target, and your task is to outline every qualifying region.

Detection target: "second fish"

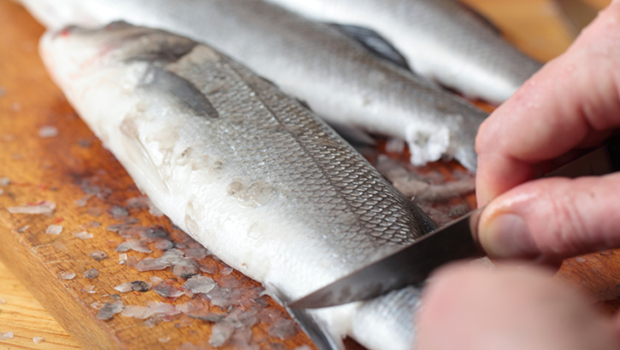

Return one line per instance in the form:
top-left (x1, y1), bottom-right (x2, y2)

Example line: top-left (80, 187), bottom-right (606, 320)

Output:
top-left (20, 0), bottom-right (488, 171)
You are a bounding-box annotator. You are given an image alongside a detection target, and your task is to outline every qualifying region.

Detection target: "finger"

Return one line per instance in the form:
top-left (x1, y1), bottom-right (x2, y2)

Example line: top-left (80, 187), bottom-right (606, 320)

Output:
top-left (476, 1), bottom-right (620, 206)
top-left (417, 263), bottom-right (619, 350)
top-left (477, 173), bottom-right (620, 260)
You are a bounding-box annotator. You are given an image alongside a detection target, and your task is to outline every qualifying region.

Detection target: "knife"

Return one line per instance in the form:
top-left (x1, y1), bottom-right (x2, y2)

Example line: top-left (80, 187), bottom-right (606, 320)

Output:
top-left (289, 134), bottom-right (620, 309)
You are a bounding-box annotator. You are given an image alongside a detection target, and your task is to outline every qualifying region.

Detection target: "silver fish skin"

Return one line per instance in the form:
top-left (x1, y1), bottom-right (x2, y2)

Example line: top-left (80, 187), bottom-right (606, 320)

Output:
top-left (262, 0), bottom-right (543, 104)
top-left (40, 23), bottom-right (437, 350)
top-left (19, 0), bottom-right (487, 171)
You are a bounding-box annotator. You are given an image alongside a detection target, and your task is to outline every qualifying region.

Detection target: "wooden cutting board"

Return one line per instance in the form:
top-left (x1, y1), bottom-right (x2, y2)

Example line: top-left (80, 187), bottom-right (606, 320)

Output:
top-left (0, 0), bottom-right (617, 349)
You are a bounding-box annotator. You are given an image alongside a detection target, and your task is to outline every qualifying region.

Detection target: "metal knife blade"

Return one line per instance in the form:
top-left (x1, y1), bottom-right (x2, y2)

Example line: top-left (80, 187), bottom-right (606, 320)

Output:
top-left (289, 135), bottom-right (620, 309)
top-left (289, 208), bottom-right (485, 309)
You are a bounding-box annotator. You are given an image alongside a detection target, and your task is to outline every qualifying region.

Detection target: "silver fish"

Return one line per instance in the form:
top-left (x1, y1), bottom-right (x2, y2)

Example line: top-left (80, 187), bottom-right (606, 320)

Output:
top-left (262, 0), bottom-right (544, 104)
top-left (40, 23), bottom-right (438, 350)
top-left (20, 0), bottom-right (487, 171)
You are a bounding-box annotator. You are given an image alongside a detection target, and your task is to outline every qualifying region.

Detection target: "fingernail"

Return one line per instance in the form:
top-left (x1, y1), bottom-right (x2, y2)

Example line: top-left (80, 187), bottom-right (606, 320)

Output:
top-left (480, 213), bottom-right (537, 258)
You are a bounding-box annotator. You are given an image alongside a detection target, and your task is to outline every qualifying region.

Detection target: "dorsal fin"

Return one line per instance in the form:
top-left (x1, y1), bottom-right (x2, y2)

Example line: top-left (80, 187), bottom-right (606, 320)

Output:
top-left (331, 23), bottom-right (410, 70)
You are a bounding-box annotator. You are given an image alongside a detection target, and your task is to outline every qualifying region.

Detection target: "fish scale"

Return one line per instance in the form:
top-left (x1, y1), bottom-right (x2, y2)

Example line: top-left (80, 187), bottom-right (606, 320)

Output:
top-left (41, 23), bottom-right (436, 350)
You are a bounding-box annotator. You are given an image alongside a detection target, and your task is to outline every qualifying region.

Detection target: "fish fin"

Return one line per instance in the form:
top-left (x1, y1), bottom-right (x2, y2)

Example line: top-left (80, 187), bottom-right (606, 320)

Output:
top-left (139, 66), bottom-right (220, 118)
top-left (119, 117), bottom-right (171, 195)
top-left (330, 23), bottom-right (410, 70)
top-left (272, 290), bottom-right (344, 350)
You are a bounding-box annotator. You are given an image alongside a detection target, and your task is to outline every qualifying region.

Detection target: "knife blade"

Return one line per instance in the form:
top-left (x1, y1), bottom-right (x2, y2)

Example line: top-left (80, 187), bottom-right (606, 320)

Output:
top-left (289, 134), bottom-right (620, 309)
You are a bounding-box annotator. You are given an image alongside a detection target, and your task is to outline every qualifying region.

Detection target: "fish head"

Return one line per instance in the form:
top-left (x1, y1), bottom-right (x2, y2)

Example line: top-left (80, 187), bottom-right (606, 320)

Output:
top-left (40, 22), bottom-right (197, 83)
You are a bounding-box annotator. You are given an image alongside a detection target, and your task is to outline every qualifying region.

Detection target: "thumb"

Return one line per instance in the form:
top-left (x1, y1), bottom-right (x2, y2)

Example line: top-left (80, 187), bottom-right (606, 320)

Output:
top-left (477, 173), bottom-right (620, 260)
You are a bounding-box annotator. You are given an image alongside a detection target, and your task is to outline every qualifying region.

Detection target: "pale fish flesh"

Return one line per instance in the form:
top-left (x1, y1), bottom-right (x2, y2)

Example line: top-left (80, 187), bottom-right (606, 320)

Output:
top-left (40, 23), bottom-right (437, 350)
top-left (19, 0), bottom-right (487, 171)
top-left (262, 0), bottom-right (544, 104)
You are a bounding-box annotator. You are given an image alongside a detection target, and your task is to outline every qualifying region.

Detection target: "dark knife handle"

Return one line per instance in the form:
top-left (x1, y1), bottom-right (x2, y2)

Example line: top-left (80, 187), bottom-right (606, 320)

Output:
top-left (610, 134), bottom-right (620, 171)
top-left (545, 134), bottom-right (620, 178)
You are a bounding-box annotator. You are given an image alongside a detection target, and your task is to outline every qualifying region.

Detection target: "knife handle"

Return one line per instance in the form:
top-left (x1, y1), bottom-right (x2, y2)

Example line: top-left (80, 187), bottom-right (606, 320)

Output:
top-left (545, 134), bottom-right (620, 178)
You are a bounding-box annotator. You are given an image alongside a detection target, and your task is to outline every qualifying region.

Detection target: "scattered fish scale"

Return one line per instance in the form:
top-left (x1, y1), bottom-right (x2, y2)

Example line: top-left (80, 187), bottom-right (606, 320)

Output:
top-left (209, 320), bottom-right (235, 347)
top-left (38, 125), bottom-right (58, 138)
top-left (110, 205), bottom-right (129, 220)
top-left (376, 155), bottom-right (475, 200)
top-left (45, 224), bottom-right (63, 235)
top-left (97, 301), bottom-right (123, 320)
top-left (207, 285), bottom-right (245, 309)
top-left (32, 336), bottom-right (45, 344)
top-left (229, 327), bottom-right (256, 350)
top-left (183, 275), bottom-right (216, 294)
top-left (82, 268), bottom-right (99, 279)
top-left (79, 179), bottom-right (111, 199)
top-left (74, 195), bottom-right (92, 207)
top-left (60, 272), bottom-right (75, 280)
top-left (73, 231), bottom-right (94, 239)
top-left (172, 260), bottom-right (200, 279)
top-left (183, 247), bottom-right (209, 260)
top-left (82, 285), bottom-right (96, 294)
top-left (227, 309), bottom-right (259, 329)
top-left (150, 276), bottom-right (163, 283)
top-left (177, 301), bottom-right (225, 322)
top-left (153, 239), bottom-right (174, 250)
top-left (135, 249), bottom-right (200, 279)
top-left (130, 280), bottom-right (151, 292)
top-left (268, 319), bottom-right (298, 340)
top-left (8, 201), bottom-right (55, 215)
top-left (114, 280), bottom-right (152, 293)
top-left (0, 332), bottom-right (14, 340)
top-left (89, 251), bottom-right (107, 261)
top-left (144, 226), bottom-right (170, 240)
top-left (121, 302), bottom-right (180, 320)
top-left (106, 223), bottom-right (130, 233)
top-left (116, 239), bottom-right (152, 253)
top-left (153, 284), bottom-right (185, 298)
top-left (124, 217), bottom-right (140, 224)
top-left (77, 138), bottom-right (92, 148)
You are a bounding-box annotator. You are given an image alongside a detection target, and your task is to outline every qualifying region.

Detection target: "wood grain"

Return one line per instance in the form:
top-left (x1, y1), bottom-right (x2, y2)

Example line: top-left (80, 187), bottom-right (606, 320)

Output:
top-left (0, 0), bottom-right (616, 350)
top-left (0, 261), bottom-right (81, 350)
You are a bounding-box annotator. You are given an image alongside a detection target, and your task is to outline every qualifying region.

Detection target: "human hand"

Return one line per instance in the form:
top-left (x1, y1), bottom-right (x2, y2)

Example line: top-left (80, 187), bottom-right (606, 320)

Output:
top-left (416, 263), bottom-right (620, 350)
top-left (417, 4), bottom-right (620, 349)
top-left (475, 1), bottom-right (620, 260)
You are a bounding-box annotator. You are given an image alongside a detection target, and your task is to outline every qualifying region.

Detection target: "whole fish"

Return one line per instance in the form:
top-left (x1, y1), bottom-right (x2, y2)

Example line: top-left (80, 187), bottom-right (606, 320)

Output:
top-left (262, 0), bottom-right (543, 104)
top-left (20, 0), bottom-right (487, 171)
top-left (40, 22), bottom-right (437, 350)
